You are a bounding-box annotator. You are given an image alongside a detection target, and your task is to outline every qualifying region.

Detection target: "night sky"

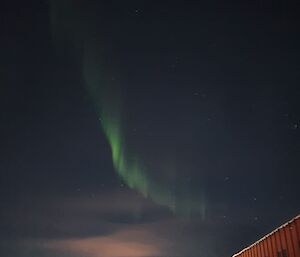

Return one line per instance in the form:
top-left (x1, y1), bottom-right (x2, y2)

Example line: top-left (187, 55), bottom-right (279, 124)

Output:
top-left (1, 1), bottom-right (300, 257)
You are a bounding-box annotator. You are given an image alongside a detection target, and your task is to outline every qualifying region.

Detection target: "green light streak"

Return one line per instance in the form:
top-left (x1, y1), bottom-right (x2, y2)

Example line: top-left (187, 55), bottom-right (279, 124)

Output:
top-left (50, 0), bottom-right (206, 218)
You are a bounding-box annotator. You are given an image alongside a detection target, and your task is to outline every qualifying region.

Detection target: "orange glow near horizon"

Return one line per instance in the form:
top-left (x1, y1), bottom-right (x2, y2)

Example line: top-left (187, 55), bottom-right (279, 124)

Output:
top-left (40, 228), bottom-right (167, 257)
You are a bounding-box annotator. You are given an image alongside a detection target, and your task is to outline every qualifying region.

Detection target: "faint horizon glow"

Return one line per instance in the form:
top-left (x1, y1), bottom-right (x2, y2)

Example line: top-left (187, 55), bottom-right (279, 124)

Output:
top-left (29, 229), bottom-right (167, 257)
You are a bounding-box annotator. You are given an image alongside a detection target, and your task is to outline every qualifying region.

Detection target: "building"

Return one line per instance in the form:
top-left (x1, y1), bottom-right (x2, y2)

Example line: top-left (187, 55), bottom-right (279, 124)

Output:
top-left (232, 215), bottom-right (300, 257)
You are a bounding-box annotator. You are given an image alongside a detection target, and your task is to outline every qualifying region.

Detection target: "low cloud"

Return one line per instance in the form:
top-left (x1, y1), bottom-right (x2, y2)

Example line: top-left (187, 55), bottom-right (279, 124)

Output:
top-left (0, 189), bottom-right (171, 240)
top-left (39, 228), bottom-right (168, 257)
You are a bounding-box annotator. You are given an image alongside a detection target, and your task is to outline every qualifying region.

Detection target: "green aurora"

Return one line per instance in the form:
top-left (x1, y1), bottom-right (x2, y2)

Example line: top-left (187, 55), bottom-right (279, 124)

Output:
top-left (50, 0), bottom-right (206, 217)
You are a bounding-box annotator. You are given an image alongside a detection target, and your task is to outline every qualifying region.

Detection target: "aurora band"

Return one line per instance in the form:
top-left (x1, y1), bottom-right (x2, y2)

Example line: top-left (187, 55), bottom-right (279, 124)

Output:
top-left (50, 0), bottom-right (206, 217)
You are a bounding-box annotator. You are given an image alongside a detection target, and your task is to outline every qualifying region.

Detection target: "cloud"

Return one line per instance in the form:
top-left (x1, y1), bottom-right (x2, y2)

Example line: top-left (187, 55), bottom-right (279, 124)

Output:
top-left (22, 226), bottom-right (170, 257)
top-left (0, 189), bottom-right (171, 240)
top-left (1, 189), bottom-right (265, 257)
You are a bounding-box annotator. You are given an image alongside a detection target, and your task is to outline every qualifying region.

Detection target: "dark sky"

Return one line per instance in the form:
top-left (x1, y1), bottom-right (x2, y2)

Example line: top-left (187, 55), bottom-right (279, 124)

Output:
top-left (0, 1), bottom-right (299, 257)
